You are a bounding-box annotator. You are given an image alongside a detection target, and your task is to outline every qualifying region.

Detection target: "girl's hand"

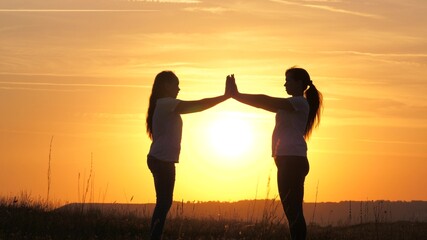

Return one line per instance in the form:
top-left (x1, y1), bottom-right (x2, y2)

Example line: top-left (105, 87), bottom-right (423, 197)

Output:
top-left (226, 74), bottom-right (238, 97)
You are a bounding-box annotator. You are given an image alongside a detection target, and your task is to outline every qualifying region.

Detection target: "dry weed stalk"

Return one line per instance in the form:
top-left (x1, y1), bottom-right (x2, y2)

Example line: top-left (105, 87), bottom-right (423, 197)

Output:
top-left (46, 136), bottom-right (54, 205)
top-left (310, 180), bottom-right (319, 226)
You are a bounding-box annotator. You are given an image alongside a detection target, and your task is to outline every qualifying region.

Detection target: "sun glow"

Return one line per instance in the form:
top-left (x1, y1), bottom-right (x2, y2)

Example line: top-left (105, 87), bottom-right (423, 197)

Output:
top-left (206, 115), bottom-right (255, 160)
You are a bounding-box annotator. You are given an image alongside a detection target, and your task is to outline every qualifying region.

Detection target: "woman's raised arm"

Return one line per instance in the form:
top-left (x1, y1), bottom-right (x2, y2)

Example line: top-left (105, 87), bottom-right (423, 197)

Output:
top-left (228, 75), bottom-right (294, 112)
top-left (174, 76), bottom-right (232, 114)
top-left (174, 95), bottom-right (228, 114)
top-left (234, 93), bottom-right (294, 112)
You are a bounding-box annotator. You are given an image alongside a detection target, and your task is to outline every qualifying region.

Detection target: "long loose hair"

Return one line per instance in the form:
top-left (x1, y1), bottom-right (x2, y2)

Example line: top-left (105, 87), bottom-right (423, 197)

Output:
top-left (146, 71), bottom-right (179, 139)
top-left (286, 67), bottom-right (323, 139)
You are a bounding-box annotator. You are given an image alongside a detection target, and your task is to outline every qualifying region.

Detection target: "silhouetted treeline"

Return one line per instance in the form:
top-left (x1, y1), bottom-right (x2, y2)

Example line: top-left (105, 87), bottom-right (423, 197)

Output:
top-left (58, 200), bottom-right (427, 226)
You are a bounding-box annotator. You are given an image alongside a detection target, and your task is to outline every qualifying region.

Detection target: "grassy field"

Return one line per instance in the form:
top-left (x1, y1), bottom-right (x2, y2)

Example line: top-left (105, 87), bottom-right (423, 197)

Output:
top-left (1, 197), bottom-right (427, 240)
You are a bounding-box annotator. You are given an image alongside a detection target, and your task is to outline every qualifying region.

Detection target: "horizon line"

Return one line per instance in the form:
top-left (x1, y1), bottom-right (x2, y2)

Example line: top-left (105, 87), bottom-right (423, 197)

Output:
top-left (61, 199), bottom-right (427, 205)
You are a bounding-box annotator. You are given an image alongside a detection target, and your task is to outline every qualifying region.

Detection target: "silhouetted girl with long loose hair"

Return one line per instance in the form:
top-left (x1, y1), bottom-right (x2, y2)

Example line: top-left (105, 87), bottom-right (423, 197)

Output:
top-left (227, 67), bottom-right (322, 240)
top-left (146, 71), bottom-right (178, 140)
top-left (146, 71), bottom-right (229, 240)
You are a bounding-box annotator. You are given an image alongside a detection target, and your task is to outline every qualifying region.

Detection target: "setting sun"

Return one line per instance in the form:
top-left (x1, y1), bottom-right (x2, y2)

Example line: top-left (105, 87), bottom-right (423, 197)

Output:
top-left (206, 114), bottom-right (255, 160)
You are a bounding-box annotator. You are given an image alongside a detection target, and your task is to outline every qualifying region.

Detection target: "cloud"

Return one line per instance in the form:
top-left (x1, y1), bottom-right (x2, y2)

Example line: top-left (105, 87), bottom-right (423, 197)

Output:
top-left (301, 0), bottom-right (342, 2)
top-left (320, 50), bottom-right (427, 58)
top-left (77, 112), bottom-right (144, 121)
top-left (319, 50), bottom-right (427, 66)
top-left (183, 7), bottom-right (229, 14)
top-left (0, 86), bottom-right (86, 92)
top-left (355, 138), bottom-right (427, 145)
top-left (0, 0), bottom-right (199, 11)
top-left (0, 72), bottom-right (152, 92)
top-left (0, 80), bottom-right (151, 89)
top-left (0, 9), bottom-right (158, 12)
top-left (269, 0), bottom-right (382, 19)
top-left (140, 0), bottom-right (200, 2)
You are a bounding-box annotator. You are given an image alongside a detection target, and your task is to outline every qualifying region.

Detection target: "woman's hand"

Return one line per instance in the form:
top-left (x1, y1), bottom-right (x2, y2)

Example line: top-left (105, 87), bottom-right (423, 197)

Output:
top-left (226, 74), bottom-right (238, 97)
top-left (225, 75), bottom-right (231, 98)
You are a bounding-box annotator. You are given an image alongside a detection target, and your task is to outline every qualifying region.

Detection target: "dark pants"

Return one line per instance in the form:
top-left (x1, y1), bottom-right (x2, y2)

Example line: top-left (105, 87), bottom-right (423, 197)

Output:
top-left (147, 155), bottom-right (176, 240)
top-left (275, 156), bottom-right (309, 240)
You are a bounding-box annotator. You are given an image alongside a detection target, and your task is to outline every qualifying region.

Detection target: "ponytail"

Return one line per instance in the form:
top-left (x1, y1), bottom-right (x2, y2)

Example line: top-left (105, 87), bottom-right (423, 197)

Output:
top-left (304, 83), bottom-right (323, 139)
top-left (285, 67), bottom-right (323, 139)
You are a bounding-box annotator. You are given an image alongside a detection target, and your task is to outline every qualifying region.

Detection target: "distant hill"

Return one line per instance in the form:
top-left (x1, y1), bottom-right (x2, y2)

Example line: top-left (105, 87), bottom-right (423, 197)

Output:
top-left (57, 200), bottom-right (427, 226)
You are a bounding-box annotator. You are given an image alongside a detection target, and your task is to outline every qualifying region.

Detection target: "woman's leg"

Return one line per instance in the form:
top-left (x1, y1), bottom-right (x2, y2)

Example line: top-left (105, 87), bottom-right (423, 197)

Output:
top-left (147, 156), bottom-right (176, 240)
top-left (275, 156), bottom-right (309, 240)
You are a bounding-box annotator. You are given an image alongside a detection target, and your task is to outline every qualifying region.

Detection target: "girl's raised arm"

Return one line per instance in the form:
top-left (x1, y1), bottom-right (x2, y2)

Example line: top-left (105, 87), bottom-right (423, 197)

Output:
top-left (228, 75), bottom-right (294, 112)
top-left (174, 76), bottom-right (231, 114)
top-left (233, 93), bottom-right (294, 112)
top-left (174, 95), bottom-right (228, 114)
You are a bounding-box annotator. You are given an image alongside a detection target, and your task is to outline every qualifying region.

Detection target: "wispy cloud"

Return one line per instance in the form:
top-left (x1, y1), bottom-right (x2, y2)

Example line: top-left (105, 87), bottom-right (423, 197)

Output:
top-left (183, 7), bottom-right (229, 14)
top-left (301, 0), bottom-right (342, 2)
top-left (0, 9), bottom-right (158, 12)
top-left (320, 50), bottom-right (427, 66)
top-left (0, 0), bottom-right (201, 10)
top-left (355, 138), bottom-right (427, 145)
top-left (0, 81), bottom-right (151, 89)
top-left (0, 86), bottom-right (86, 92)
top-left (269, 0), bottom-right (382, 19)
top-left (123, 0), bottom-right (200, 2)
top-left (77, 112), bottom-right (144, 121)
top-left (311, 135), bottom-right (427, 146)
top-left (321, 50), bottom-right (427, 58)
top-left (146, 0), bottom-right (200, 2)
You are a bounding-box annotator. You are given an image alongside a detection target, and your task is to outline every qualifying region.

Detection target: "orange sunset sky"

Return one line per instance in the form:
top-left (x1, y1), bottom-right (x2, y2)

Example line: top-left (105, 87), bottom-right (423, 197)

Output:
top-left (1, 0), bottom-right (426, 204)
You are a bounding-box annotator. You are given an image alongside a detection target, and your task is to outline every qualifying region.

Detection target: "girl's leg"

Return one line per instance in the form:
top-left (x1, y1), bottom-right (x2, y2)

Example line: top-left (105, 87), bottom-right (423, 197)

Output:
top-left (275, 156), bottom-right (309, 240)
top-left (148, 156), bottom-right (176, 240)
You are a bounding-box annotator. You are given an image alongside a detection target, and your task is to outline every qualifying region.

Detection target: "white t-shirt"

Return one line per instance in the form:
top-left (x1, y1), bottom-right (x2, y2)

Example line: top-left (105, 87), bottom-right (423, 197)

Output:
top-left (272, 96), bottom-right (309, 157)
top-left (148, 97), bottom-right (182, 163)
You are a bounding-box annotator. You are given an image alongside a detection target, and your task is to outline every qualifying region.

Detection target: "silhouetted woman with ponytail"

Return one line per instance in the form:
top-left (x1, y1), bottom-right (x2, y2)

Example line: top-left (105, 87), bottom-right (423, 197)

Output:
top-left (146, 71), bottom-right (229, 240)
top-left (227, 67), bottom-right (322, 240)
